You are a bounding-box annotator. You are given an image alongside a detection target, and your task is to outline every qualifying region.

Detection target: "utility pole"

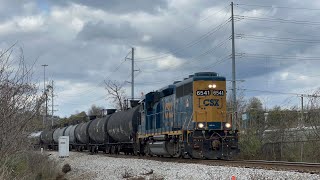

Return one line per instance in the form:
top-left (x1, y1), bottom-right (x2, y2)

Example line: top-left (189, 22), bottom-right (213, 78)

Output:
top-left (231, 2), bottom-right (237, 130)
top-left (51, 80), bottom-right (54, 127)
top-left (131, 47), bottom-right (135, 101)
top-left (299, 94), bottom-right (320, 127)
top-left (42, 64), bottom-right (48, 126)
top-left (301, 95), bottom-right (304, 126)
top-left (47, 80), bottom-right (58, 128)
top-left (125, 47), bottom-right (139, 107)
top-left (45, 93), bottom-right (48, 115)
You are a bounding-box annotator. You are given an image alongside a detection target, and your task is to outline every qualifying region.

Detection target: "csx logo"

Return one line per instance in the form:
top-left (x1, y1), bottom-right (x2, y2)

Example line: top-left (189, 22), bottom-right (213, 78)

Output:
top-left (165, 103), bottom-right (173, 118)
top-left (203, 99), bottom-right (219, 106)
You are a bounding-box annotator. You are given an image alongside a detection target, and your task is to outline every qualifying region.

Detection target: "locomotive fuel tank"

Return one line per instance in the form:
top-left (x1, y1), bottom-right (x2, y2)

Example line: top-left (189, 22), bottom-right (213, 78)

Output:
top-left (53, 127), bottom-right (67, 144)
top-left (75, 121), bottom-right (92, 144)
top-left (88, 116), bottom-right (112, 144)
top-left (40, 129), bottom-right (54, 144)
top-left (107, 105), bottom-right (140, 142)
top-left (64, 125), bottom-right (78, 144)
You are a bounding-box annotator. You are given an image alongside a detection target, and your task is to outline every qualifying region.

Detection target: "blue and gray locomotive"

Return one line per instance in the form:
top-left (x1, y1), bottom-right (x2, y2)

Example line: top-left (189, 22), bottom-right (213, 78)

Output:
top-left (40, 72), bottom-right (239, 159)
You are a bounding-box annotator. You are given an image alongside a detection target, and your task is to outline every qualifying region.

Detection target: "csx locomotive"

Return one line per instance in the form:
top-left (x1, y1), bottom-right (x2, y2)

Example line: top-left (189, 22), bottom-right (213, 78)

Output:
top-left (40, 72), bottom-right (239, 159)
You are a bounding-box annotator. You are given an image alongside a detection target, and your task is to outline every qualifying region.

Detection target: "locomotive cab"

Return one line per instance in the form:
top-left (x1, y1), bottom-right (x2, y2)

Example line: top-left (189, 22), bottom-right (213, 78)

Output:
top-left (189, 72), bottom-right (237, 159)
top-left (137, 72), bottom-right (239, 159)
top-left (192, 72), bottom-right (230, 130)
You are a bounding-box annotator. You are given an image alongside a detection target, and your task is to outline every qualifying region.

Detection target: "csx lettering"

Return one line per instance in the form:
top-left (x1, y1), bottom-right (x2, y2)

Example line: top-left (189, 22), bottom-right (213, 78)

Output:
top-left (203, 99), bottom-right (219, 106)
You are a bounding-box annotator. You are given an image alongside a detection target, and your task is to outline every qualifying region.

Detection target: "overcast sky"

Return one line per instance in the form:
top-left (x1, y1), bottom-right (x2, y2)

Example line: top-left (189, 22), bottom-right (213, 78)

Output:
top-left (1, 0), bottom-right (320, 117)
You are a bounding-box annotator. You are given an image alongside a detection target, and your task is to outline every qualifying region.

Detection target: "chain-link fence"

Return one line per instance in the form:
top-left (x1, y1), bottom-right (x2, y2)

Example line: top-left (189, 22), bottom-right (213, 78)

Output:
top-left (238, 126), bottom-right (320, 162)
top-left (262, 140), bottom-right (320, 162)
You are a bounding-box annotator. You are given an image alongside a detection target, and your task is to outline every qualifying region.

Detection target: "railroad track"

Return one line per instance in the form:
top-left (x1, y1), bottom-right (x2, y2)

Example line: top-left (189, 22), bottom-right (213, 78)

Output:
top-left (212, 160), bottom-right (320, 174)
top-left (61, 151), bottom-right (320, 174)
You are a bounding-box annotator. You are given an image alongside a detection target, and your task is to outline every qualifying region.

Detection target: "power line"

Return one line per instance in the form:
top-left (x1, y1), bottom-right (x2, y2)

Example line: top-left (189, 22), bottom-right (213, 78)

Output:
top-left (64, 13), bottom-right (231, 97)
top-left (235, 6), bottom-right (320, 39)
top-left (175, 5), bottom-right (229, 33)
top-left (237, 53), bottom-right (320, 61)
top-left (236, 37), bottom-right (320, 46)
top-left (61, 58), bottom-right (128, 97)
top-left (236, 3), bottom-right (320, 11)
top-left (140, 35), bottom-right (231, 74)
top-left (135, 55), bottom-right (231, 85)
top-left (235, 15), bottom-right (320, 26)
top-left (237, 34), bottom-right (320, 44)
top-left (56, 5), bottom-right (232, 98)
top-left (134, 7), bottom-right (230, 61)
top-left (136, 53), bottom-right (231, 85)
top-left (59, 95), bottom-right (107, 106)
top-left (57, 9), bottom-right (231, 103)
top-left (239, 74), bottom-right (320, 82)
top-left (238, 88), bottom-right (320, 97)
top-left (135, 19), bottom-right (230, 62)
top-left (62, 75), bottom-right (143, 106)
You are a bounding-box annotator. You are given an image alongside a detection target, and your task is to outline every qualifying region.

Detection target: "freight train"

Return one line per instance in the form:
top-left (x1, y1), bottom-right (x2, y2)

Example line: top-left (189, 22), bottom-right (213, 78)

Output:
top-left (39, 72), bottom-right (239, 159)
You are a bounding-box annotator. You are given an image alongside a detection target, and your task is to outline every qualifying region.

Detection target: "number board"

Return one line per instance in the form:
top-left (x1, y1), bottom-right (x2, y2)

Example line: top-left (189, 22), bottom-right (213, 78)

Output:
top-left (196, 90), bottom-right (210, 96)
top-left (212, 90), bottom-right (224, 96)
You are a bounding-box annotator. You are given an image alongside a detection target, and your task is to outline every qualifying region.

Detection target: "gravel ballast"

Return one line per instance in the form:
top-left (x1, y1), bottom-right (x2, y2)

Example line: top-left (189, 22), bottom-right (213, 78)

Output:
top-left (48, 151), bottom-right (320, 180)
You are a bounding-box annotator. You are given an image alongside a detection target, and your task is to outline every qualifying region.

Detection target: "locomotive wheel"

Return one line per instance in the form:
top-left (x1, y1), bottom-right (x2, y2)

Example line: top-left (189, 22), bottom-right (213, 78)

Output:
top-left (117, 146), bottom-right (121, 155)
top-left (104, 146), bottom-right (109, 154)
top-left (111, 146), bottom-right (116, 154)
top-left (172, 144), bottom-right (182, 158)
top-left (133, 143), bottom-right (139, 156)
top-left (144, 144), bottom-right (152, 157)
top-left (167, 142), bottom-right (182, 158)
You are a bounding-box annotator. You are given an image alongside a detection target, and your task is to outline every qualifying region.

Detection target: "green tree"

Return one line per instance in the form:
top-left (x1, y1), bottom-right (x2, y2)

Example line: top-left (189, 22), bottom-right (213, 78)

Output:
top-left (88, 104), bottom-right (104, 117)
top-left (57, 111), bottom-right (87, 126)
top-left (246, 97), bottom-right (265, 139)
top-left (239, 97), bottom-right (265, 159)
top-left (266, 106), bottom-right (282, 129)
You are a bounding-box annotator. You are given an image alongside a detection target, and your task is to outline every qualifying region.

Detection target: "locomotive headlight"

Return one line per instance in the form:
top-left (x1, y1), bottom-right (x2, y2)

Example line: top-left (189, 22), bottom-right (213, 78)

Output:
top-left (208, 84), bottom-right (217, 88)
top-left (198, 123), bottom-right (204, 128)
top-left (225, 123), bottom-right (231, 128)
top-left (208, 84), bottom-right (213, 88)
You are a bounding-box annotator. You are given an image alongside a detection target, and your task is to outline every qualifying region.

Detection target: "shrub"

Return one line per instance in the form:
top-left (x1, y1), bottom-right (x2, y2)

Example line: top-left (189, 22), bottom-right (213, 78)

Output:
top-left (0, 151), bottom-right (59, 180)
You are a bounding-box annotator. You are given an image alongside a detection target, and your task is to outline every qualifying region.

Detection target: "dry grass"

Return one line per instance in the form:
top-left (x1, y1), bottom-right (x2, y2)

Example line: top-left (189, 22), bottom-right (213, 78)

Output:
top-left (0, 151), bottom-right (59, 180)
top-left (121, 167), bottom-right (164, 180)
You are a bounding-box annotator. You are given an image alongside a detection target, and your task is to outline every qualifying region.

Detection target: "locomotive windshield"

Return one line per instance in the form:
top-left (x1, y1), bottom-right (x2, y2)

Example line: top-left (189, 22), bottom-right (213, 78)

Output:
top-left (176, 82), bottom-right (193, 98)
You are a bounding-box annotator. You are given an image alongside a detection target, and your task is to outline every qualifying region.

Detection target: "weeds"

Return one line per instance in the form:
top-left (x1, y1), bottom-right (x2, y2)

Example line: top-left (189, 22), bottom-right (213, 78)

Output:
top-left (0, 151), bottom-right (59, 180)
top-left (121, 167), bottom-right (163, 180)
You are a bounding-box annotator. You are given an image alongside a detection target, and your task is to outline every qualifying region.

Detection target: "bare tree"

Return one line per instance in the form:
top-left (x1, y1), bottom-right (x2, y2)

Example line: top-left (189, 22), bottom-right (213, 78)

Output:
top-left (227, 89), bottom-right (246, 129)
top-left (105, 80), bottom-right (127, 110)
top-left (0, 45), bottom-right (43, 162)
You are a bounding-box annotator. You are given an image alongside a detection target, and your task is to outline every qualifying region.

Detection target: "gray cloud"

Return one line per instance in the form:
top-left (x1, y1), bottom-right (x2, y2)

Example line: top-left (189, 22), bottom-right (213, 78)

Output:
top-left (51, 0), bottom-right (168, 14)
top-left (77, 20), bottom-right (141, 43)
top-left (1, 0), bottom-right (320, 116)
